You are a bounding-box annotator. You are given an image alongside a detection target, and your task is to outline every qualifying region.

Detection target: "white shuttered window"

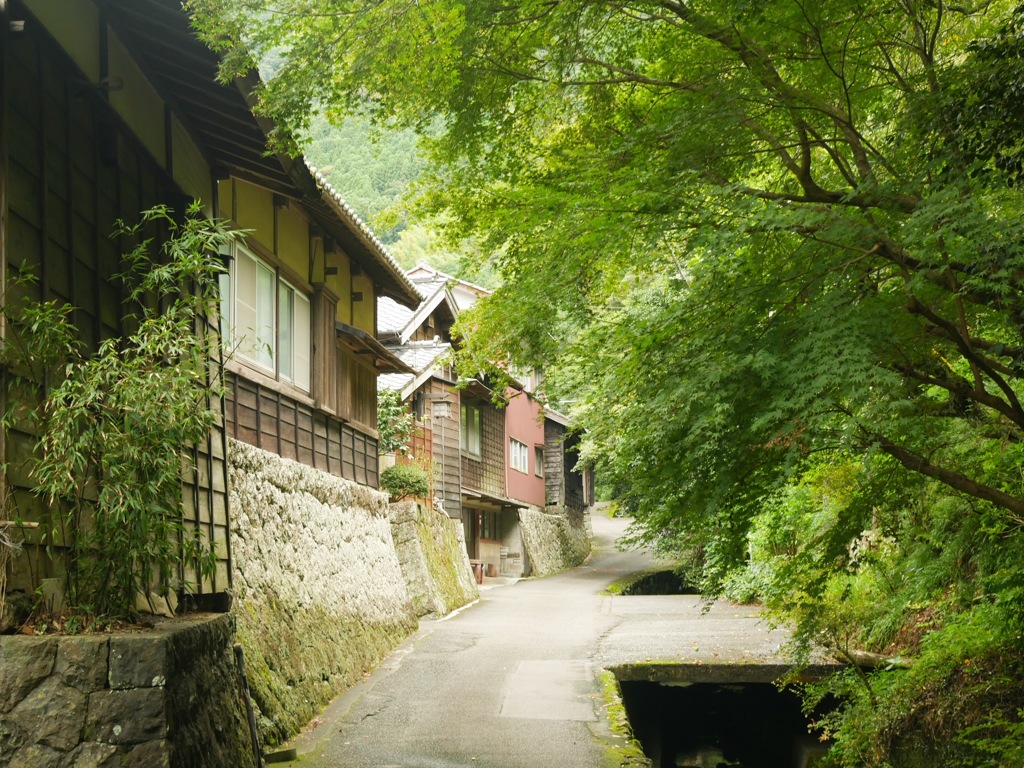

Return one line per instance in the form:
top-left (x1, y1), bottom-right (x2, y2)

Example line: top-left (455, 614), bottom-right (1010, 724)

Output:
top-left (224, 245), bottom-right (310, 391)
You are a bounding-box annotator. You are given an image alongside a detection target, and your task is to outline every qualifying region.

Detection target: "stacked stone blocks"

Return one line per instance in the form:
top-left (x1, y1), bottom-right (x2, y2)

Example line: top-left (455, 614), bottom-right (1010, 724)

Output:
top-left (519, 506), bottom-right (592, 577)
top-left (0, 614), bottom-right (252, 768)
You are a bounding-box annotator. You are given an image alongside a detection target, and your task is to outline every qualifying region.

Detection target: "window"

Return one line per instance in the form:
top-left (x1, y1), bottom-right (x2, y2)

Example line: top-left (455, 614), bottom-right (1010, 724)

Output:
top-left (461, 403), bottom-right (481, 457)
top-left (481, 510), bottom-right (501, 540)
top-left (534, 446), bottom-right (544, 477)
top-left (223, 245), bottom-right (310, 391)
top-left (510, 438), bottom-right (529, 473)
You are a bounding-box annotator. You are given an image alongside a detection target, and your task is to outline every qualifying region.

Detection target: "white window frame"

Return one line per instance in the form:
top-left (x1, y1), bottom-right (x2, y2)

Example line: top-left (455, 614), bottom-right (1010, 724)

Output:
top-left (461, 403), bottom-right (482, 458)
top-left (534, 446), bottom-right (544, 478)
top-left (222, 244), bottom-right (311, 392)
top-left (510, 438), bottom-right (529, 474)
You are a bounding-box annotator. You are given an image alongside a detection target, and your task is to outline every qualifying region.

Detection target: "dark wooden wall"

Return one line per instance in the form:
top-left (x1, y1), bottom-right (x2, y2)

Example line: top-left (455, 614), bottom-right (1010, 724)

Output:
top-left (225, 374), bottom-right (379, 488)
top-left (427, 379), bottom-right (462, 520)
top-left (2, 18), bottom-right (231, 597)
top-left (337, 345), bottom-right (377, 433)
top-left (544, 421), bottom-right (591, 512)
top-left (544, 420), bottom-right (567, 506)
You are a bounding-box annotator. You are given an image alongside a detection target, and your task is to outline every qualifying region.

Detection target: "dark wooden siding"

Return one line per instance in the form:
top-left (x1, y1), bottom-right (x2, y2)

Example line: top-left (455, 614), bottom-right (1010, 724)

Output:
top-left (544, 420), bottom-right (566, 506)
top-left (2, 20), bottom-right (230, 598)
top-left (562, 431), bottom-right (588, 512)
top-left (545, 420), bottom-right (591, 512)
top-left (225, 374), bottom-right (379, 488)
top-left (337, 345), bottom-right (377, 433)
top-left (409, 320), bottom-right (433, 342)
top-left (394, 378), bottom-right (461, 518)
top-left (429, 380), bottom-right (462, 520)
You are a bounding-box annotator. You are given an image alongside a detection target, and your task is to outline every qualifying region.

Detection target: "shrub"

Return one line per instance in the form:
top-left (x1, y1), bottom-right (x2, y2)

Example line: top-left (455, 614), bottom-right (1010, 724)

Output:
top-left (380, 463), bottom-right (429, 502)
top-left (1, 203), bottom-right (239, 620)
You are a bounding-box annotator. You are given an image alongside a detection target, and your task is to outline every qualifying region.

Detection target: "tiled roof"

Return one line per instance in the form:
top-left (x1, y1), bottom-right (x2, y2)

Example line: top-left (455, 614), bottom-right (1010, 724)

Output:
top-left (408, 261), bottom-right (491, 295)
top-left (378, 295), bottom-right (415, 335)
top-left (378, 371), bottom-right (415, 392)
top-left (377, 341), bottom-right (453, 394)
top-left (308, 166), bottom-right (422, 307)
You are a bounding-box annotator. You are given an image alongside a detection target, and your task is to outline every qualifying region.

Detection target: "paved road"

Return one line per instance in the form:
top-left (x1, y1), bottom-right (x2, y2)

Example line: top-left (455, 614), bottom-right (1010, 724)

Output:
top-left (291, 515), bottom-right (790, 768)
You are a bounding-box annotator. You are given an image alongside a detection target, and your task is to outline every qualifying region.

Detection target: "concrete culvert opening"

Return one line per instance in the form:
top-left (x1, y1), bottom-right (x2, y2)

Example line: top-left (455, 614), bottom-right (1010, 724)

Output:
top-left (622, 570), bottom-right (700, 596)
top-left (619, 679), bottom-right (829, 768)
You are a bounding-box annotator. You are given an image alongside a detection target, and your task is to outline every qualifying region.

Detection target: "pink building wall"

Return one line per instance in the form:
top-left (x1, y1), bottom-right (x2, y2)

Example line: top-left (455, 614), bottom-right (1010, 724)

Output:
top-left (504, 388), bottom-right (547, 507)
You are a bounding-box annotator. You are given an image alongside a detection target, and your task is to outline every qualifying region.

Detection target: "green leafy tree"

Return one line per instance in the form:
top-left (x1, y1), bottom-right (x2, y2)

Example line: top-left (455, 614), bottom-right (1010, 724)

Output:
top-left (377, 388), bottom-right (415, 456)
top-left (189, 1), bottom-right (1024, 761)
top-left (304, 113), bottom-right (424, 244)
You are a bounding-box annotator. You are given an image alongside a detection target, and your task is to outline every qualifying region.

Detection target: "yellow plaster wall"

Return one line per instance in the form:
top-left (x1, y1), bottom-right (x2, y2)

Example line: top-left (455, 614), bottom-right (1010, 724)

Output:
top-left (108, 30), bottom-right (166, 166)
top-left (352, 273), bottom-right (375, 333)
top-left (232, 179), bottom-right (274, 252)
top-left (276, 205), bottom-right (309, 282)
top-left (25, 0), bottom-right (100, 80)
top-left (325, 253), bottom-right (353, 325)
top-left (218, 179), bottom-right (234, 222)
top-left (172, 117), bottom-right (212, 214)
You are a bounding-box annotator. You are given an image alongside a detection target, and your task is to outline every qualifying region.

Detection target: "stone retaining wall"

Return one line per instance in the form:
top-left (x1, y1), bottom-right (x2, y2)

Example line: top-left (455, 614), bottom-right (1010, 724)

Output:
top-left (388, 501), bottom-right (478, 617)
top-left (519, 506), bottom-right (592, 577)
top-left (228, 440), bottom-right (417, 748)
top-left (0, 613), bottom-right (252, 768)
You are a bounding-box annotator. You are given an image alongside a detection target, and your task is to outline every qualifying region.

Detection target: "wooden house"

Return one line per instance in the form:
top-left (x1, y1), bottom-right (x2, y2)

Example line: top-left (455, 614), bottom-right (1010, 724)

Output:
top-left (0, 0), bottom-right (419, 606)
top-left (378, 280), bottom-right (461, 517)
top-left (543, 409), bottom-right (595, 514)
top-left (405, 261), bottom-right (490, 311)
top-left (381, 270), bottom-right (542, 575)
top-left (219, 166), bottom-right (416, 488)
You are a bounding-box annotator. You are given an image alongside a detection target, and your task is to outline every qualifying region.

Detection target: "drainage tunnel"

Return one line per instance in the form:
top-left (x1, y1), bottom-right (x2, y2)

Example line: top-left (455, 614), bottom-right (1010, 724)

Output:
top-left (619, 679), bottom-right (829, 768)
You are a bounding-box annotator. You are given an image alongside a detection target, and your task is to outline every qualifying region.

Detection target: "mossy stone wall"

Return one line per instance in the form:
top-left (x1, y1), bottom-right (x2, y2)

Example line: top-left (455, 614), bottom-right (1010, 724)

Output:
top-left (389, 501), bottom-right (479, 617)
top-left (227, 440), bottom-right (417, 747)
top-left (519, 506), bottom-right (592, 577)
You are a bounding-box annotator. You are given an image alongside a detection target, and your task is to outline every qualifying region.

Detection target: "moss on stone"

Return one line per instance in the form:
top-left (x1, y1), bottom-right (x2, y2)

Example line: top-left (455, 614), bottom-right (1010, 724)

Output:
top-left (228, 440), bottom-right (419, 748)
top-left (413, 509), bottom-right (476, 615)
top-left (519, 507), bottom-right (591, 577)
top-left (601, 568), bottom-right (670, 597)
top-left (594, 669), bottom-right (652, 768)
top-left (233, 600), bottom-right (414, 747)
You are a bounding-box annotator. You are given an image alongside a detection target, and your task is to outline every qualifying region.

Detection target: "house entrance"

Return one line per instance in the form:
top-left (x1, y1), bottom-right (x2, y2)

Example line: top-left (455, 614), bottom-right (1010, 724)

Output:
top-left (463, 508), bottom-right (479, 560)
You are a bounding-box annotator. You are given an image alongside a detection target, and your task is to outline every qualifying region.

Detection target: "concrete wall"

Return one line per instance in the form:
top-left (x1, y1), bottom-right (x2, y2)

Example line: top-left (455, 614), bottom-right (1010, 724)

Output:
top-left (0, 614), bottom-right (253, 768)
top-left (227, 440), bottom-right (417, 747)
top-left (519, 506), bottom-right (592, 577)
top-left (388, 502), bottom-right (479, 617)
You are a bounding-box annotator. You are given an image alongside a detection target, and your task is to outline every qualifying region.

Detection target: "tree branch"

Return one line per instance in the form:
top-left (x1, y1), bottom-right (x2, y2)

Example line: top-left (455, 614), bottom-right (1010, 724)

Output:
top-left (896, 363), bottom-right (1024, 430)
top-left (872, 433), bottom-right (1024, 520)
top-left (906, 295), bottom-right (1024, 423)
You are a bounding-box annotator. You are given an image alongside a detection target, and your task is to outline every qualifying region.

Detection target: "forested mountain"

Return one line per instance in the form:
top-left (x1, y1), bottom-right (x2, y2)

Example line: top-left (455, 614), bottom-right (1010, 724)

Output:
top-left (304, 114), bottom-right (421, 245)
top-left (304, 115), bottom-right (497, 287)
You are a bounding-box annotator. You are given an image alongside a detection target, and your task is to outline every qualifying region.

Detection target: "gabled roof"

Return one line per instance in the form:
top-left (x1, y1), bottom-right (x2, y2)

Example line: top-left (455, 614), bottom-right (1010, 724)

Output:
top-left (97, 0), bottom-right (420, 308)
top-left (378, 281), bottom-right (459, 344)
top-left (377, 296), bottom-right (416, 338)
top-left (377, 341), bottom-right (455, 400)
top-left (543, 408), bottom-right (571, 427)
top-left (407, 262), bottom-right (492, 295)
top-left (406, 261), bottom-right (491, 310)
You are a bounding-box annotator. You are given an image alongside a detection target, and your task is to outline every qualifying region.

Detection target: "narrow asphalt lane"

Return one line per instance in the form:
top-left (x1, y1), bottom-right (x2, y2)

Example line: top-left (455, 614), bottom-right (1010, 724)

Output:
top-left (290, 515), bottom-right (790, 768)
